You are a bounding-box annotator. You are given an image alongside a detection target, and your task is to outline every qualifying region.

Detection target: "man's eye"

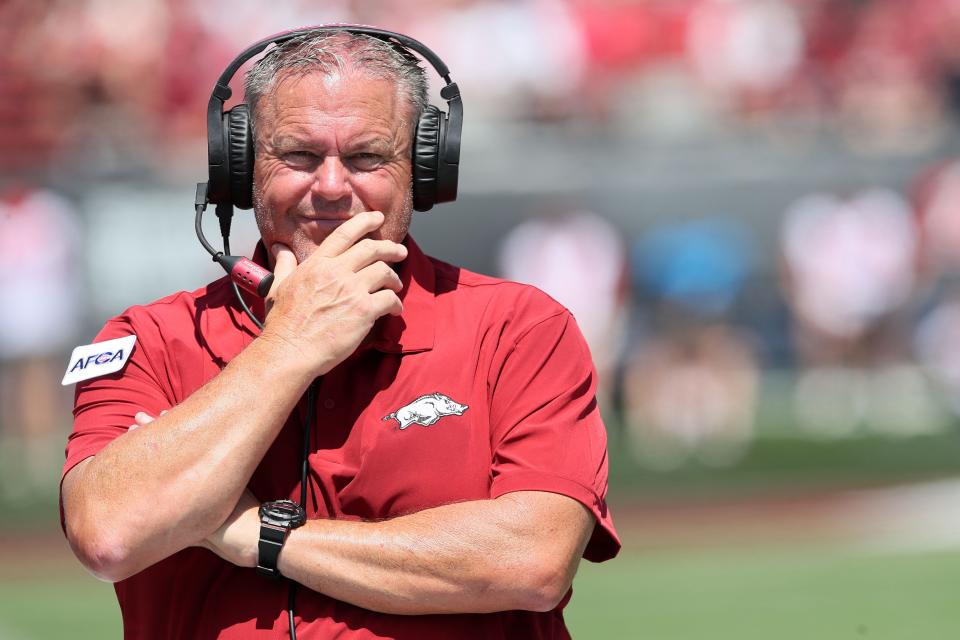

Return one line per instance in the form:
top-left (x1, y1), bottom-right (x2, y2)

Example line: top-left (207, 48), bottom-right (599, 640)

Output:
top-left (283, 151), bottom-right (318, 166)
top-left (350, 153), bottom-right (385, 171)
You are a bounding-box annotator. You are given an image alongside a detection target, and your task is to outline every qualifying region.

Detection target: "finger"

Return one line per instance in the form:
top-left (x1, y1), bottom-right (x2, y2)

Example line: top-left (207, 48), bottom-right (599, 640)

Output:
top-left (356, 261), bottom-right (403, 294)
top-left (316, 210), bottom-right (385, 258)
top-left (130, 411), bottom-right (156, 431)
top-left (369, 289), bottom-right (404, 317)
top-left (341, 238), bottom-right (408, 273)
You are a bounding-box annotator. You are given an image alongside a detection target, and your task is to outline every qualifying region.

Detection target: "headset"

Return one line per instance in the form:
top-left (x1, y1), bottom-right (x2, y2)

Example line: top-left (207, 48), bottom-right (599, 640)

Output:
top-left (194, 24), bottom-right (463, 330)
top-left (192, 26), bottom-right (463, 640)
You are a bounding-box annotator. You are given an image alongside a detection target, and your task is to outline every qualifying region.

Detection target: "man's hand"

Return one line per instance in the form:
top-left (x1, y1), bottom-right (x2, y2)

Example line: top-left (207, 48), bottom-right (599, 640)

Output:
top-left (260, 210), bottom-right (408, 377)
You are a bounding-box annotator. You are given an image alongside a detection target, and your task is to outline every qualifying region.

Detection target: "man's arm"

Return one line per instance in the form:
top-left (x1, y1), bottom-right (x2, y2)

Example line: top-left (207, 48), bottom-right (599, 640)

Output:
top-left (62, 211), bottom-right (407, 582)
top-left (204, 489), bottom-right (595, 614)
top-left (61, 337), bottom-right (314, 582)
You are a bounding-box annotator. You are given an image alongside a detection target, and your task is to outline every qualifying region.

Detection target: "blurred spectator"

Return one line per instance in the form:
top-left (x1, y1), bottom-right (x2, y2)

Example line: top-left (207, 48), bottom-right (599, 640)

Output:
top-left (915, 293), bottom-right (960, 417)
top-left (780, 188), bottom-right (916, 363)
top-left (909, 157), bottom-right (960, 421)
top-left (632, 217), bottom-right (755, 320)
top-left (623, 217), bottom-right (759, 469)
top-left (779, 188), bottom-right (939, 436)
top-left (623, 325), bottom-right (758, 470)
top-left (498, 208), bottom-right (628, 407)
top-left (388, 0), bottom-right (588, 122)
top-left (833, 0), bottom-right (946, 154)
top-left (0, 182), bottom-right (83, 494)
top-left (686, 0), bottom-right (805, 113)
top-left (912, 159), bottom-right (960, 277)
top-left (566, 0), bottom-right (689, 122)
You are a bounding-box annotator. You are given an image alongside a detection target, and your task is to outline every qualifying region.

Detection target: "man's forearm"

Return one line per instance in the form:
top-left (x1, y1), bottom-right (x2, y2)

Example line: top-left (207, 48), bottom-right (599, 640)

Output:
top-left (275, 492), bottom-right (593, 615)
top-left (63, 335), bottom-right (316, 582)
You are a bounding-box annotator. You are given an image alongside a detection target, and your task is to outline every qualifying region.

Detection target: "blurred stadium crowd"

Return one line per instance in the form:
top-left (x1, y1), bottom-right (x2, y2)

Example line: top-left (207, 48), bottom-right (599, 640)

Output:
top-left (8, 0), bottom-right (960, 168)
top-left (3, 0), bottom-right (960, 498)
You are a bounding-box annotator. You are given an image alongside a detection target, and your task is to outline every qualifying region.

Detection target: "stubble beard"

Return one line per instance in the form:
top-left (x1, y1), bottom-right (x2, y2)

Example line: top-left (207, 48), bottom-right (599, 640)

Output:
top-left (252, 183), bottom-right (414, 265)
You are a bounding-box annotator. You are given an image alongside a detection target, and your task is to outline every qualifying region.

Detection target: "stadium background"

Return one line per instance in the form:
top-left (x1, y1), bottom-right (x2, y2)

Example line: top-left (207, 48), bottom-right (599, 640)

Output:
top-left (2, 0), bottom-right (960, 637)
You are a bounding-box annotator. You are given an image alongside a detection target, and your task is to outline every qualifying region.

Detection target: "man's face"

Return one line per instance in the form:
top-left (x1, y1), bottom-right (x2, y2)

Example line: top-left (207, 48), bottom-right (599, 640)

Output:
top-left (251, 70), bottom-right (414, 264)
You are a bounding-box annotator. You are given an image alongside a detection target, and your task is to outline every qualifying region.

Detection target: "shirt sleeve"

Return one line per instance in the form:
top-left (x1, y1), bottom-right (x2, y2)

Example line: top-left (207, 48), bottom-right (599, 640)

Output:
top-left (488, 309), bottom-right (620, 562)
top-left (62, 312), bottom-right (172, 481)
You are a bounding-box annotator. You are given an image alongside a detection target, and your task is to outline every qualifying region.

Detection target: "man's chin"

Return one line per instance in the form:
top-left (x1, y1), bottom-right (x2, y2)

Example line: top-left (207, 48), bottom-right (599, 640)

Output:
top-left (289, 237), bottom-right (323, 264)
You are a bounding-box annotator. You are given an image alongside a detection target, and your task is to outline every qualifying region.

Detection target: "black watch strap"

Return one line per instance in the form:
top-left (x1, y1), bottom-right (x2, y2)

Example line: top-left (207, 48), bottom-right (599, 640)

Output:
top-left (256, 523), bottom-right (288, 579)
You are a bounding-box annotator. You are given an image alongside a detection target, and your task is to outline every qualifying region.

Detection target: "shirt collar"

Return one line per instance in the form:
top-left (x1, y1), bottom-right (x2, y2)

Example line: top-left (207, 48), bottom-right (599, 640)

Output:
top-left (247, 234), bottom-right (435, 354)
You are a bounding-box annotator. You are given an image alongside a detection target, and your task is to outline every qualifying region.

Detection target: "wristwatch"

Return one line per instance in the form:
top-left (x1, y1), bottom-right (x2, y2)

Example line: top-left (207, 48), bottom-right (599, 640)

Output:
top-left (256, 499), bottom-right (307, 579)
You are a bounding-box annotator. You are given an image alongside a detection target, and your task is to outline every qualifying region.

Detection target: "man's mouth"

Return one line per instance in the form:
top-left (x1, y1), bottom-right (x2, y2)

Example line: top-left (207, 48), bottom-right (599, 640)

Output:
top-left (296, 213), bottom-right (353, 222)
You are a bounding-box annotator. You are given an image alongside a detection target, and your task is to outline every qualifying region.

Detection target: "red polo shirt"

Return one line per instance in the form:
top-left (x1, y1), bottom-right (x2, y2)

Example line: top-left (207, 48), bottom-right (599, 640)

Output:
top-left (63, 236), bottom-right (619, 639)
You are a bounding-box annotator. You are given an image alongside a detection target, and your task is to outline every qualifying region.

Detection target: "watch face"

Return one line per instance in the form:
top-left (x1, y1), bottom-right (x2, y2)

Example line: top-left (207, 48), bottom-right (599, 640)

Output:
top-left (259, 499), bottom-right (307, 527)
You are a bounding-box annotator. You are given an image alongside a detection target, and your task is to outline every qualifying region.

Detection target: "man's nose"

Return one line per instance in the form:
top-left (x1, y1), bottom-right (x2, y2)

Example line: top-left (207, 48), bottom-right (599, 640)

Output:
top-left (310, 156), bottom-right (352, 201)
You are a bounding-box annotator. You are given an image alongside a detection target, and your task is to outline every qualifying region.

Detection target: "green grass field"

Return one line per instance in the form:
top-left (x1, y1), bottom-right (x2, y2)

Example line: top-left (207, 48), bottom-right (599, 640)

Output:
top-left (567, 545), bottom-right (960, 639)
top-left (2, 543), bottom-right (958, 639)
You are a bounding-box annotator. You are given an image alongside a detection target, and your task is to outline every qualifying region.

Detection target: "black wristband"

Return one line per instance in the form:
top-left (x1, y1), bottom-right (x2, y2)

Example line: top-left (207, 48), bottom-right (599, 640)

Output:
top-left (256, 522), bottom-right (288, 579)
top-left (256, 500), bottom-right (306, 579)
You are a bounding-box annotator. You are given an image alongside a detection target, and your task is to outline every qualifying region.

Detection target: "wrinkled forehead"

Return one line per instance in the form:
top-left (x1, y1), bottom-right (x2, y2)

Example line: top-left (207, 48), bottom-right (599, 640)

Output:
top-left (253, 67), bottom-right (414, 134)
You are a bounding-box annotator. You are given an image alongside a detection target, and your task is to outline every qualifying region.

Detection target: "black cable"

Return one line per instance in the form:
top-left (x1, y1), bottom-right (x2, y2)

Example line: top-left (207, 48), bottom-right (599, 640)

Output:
top-left (288, 380), bottom-right (319, 640)
top-left (222, 225), bottom-right (265, 332)
top-left (194, 202), bottom-right (220, 258)
top-left (300, 382), bottom-right (317, 507)
top-left (288, 582), bottom-right (299, 639)
top-left (233, 282), bottom-right (263, 331)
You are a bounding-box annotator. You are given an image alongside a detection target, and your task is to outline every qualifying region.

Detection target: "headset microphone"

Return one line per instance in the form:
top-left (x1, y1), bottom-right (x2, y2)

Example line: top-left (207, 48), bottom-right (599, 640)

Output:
top-left (194, 184), bottom-right (272, 333)
top-left (220, 255), bottom-right (273, 297)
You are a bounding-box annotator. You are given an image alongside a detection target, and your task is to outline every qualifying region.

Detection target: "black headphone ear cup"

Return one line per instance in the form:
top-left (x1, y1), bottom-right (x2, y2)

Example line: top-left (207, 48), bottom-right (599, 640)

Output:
top-left (412, 105), bottom-right (442, 212)
top-left (225, 105), bottom-right (254, 210)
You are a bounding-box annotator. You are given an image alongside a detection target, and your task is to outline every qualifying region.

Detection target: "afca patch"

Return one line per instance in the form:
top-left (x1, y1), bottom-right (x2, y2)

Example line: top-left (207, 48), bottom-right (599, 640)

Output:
top-left (61, 335), bottom-right (137, 386)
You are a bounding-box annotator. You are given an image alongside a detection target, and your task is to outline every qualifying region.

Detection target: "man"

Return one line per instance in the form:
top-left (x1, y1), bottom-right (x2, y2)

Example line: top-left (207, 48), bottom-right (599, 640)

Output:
top-left (61, 29), bottom-right (619, 638)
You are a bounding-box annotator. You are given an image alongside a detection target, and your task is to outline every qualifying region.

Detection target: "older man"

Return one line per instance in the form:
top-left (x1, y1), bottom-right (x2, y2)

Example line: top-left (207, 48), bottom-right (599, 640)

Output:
top-left (61, 28), bottom-right (618, 638)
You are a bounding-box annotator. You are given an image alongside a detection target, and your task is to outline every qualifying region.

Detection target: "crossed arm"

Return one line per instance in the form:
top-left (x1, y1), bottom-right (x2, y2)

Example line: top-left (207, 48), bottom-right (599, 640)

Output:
top-left (61, 211), bottom-right (597, 615)
top-left (65, 445), bottom-right (592, 615)
top-left (200, 484), bottom-right (592, 614)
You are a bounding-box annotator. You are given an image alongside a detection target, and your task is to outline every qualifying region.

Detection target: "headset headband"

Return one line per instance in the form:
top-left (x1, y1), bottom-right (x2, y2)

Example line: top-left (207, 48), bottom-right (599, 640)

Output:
top-left (206, 25), bottom-right (463, 186)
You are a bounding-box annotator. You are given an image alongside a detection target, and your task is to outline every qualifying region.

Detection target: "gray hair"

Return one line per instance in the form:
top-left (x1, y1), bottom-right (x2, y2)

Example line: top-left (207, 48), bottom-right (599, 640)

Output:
top-left (244, 30), bottom-right (429, 140)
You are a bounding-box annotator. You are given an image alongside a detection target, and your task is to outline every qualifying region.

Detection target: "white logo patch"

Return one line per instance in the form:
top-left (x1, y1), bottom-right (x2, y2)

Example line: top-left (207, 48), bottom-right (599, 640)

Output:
top-left (61, 335), bottom-right (137, 386)
top-left (382, 393), bottom-right (469, 430)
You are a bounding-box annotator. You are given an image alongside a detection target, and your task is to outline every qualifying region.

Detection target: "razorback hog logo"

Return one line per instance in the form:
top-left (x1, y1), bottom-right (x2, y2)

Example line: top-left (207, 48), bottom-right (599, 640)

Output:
top-left (382, 393), bottom-right (469, 430)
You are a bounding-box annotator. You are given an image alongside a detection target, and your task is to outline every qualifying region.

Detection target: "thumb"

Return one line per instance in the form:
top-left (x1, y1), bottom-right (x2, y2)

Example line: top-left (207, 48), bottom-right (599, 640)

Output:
top-left (266, 244), bottom-right (297, 312)
top-left (271, 244), bottom-right (297, 282)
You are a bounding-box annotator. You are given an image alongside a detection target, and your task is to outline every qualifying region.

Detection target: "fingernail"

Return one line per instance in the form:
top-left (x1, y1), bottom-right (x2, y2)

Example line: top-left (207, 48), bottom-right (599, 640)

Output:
top-left (271, 243), bottom-right (284, 256)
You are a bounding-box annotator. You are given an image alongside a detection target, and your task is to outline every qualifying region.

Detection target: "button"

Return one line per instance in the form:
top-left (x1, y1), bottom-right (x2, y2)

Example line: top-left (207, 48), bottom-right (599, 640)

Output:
top-left (323, 398), bottom-right (335, 409)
